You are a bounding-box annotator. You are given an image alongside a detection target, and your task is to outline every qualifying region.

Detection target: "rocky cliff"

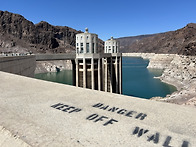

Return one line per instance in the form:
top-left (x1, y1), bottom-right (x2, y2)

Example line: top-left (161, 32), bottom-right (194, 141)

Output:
top-left (117, 34), bottom-right (155, 53)
top-left (123, 53), bottom-right (196, 107)
top-left (119, 23), bottom-right (196, 56)
top-left (156, 55), bottom-right (196, 107)
top-left (0, 10), bottom-right (104, 54)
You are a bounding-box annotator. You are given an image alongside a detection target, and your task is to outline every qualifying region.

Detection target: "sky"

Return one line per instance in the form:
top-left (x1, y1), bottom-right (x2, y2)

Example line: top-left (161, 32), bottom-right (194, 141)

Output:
top-left (1, 0), bottom-right (196, 40)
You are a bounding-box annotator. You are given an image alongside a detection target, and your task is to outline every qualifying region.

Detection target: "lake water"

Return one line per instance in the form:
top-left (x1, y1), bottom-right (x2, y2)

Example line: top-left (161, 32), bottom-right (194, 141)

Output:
top-left (35, 57), bottom-right (177, 99)
top-left (122, 57), bottom-right (176, 98)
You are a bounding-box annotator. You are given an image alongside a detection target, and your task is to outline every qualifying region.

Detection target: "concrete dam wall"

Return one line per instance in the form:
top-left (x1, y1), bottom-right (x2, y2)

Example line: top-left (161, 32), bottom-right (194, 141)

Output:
top-left (0, 54), bottom-right (196, 146)
top-left (0, 71), bottom-right (196, 146)
top-left (0, 55), bottom-right (36, 77)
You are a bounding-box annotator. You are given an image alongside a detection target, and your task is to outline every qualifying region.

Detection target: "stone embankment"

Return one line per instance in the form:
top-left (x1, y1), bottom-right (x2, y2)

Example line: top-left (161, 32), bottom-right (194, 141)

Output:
top-left (35, 60), bottom-right (72, 74)
top-left (123, 53), bottom-right (196, 107)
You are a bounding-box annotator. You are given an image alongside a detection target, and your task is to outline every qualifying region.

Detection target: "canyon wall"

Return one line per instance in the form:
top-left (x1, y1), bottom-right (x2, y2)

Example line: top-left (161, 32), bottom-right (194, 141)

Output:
top-left (0, 10), bottom-right (104, 54)
top-left (160, 55), bottom-right (196, 89)
top-left (120, 23), bottom-right (196, 56)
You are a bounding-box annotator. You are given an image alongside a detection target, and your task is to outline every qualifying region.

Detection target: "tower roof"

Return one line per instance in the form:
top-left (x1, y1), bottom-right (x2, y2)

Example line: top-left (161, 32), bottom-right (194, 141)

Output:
top-left (76, 28), bottom-right (97, 36)
top-left (85, 28), bottom-right (89, 33)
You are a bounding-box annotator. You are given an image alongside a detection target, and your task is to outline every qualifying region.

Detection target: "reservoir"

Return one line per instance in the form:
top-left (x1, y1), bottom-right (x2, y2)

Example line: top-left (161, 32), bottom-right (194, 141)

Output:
top-left (35, 57), bottom-right (176, 99)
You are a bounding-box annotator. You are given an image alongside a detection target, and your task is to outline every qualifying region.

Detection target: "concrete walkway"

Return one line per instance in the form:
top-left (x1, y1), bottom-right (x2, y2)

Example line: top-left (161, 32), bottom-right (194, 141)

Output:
top-left (0, 71), bottom-right (195, 147)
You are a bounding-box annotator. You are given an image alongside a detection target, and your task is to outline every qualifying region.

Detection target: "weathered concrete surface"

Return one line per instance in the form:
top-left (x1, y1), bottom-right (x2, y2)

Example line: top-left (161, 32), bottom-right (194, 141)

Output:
top-left (0, 71), bottom-right (196, 147)
top-left (0, 125), bottom-right (30, 147)
top-left (0, 55), bottom-right (36, 77)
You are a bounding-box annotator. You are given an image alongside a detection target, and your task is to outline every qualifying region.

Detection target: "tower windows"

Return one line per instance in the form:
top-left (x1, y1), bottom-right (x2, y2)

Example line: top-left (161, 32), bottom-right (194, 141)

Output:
top-left (80, 43), bottom-right (84, 53)
top-left (86, 43), bottom-right (89, 53)
top-left (92, 43), bottom-right (95, 53)
top-left (81, 47), bottom-right (83, 53)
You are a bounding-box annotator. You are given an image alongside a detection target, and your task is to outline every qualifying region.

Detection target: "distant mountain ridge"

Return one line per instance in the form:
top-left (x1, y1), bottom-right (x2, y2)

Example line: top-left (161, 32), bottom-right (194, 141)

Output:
top-left (1, 10), bottom-right (196, 56)
top-left (117, 23), bottom-right (196, 55)
top-left (117, 34), bottom-right (156, 53)
top-left (0, 10), bottom-right (104, 54)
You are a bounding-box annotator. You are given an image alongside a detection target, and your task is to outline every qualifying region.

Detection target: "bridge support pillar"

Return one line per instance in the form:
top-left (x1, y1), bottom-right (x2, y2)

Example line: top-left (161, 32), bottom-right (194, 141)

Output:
top-left (71, 60), bottom-right (76, 86)
top-left (98, 58), bottom-right (101, 91)
top-left (104, 58), bottom-right (108, 92)
top-left (83, 58), bottom-right (86, 88)
top-left (91, 58), bottom-right (95, 90)
top-left (75, 59), bottom-right (79, 87)
top-left (119, 56), bottom-right (122, 94)
top-left (110, 57), bottom-right (113, 93)
top-left (115, 56), bottom-right (119, 94)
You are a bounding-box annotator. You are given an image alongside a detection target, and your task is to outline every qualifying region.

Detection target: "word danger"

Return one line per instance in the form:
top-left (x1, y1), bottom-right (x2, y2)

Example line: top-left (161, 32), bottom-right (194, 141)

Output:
top-left (51, 103), bottom-right (82, 113)
top-left (92, 103), bottom-right (147, 120)
top-left (132, 126), bottom-right (189, 147)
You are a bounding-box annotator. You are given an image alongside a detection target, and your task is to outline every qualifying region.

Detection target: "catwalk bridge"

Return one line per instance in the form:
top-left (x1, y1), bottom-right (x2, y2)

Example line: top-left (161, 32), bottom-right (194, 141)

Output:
top-left (35, 53), bottom-right (76, 61)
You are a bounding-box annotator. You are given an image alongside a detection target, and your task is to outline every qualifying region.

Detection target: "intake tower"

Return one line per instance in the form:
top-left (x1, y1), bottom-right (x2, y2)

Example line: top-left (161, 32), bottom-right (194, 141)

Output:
top-left (72, 28), bottom-right (122, 94)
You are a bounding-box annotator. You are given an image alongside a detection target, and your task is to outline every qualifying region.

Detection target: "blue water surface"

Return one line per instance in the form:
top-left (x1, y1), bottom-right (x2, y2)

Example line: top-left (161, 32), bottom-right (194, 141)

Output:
top-left (35, 57), bottom-right (176, 99)
top-left (122, 57), bottom-right (176, 99)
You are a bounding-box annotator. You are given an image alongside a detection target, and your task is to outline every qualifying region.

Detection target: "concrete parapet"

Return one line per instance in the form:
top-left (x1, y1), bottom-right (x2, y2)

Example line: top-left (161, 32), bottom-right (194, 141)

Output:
top-left (0, 71), bottom-right (195, 146)
top-left (0, 55), bottom-right (36, 77)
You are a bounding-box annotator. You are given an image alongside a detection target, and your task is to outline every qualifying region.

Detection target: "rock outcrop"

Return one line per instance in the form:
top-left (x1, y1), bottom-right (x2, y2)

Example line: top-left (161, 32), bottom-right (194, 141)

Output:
top-left (160, 55), bottom-right (196, 88)
top-left (147, 54), bottom-right (176, 69)
top-left (35, 60), bottom-right (72, 74)
top-left (156, 55), bottom-right (196, 107)
top-left (0, 10), bottom-right (104, 54)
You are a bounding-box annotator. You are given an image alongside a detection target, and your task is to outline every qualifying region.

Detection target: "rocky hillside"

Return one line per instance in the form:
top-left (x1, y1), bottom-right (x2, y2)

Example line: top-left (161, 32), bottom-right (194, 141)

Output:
top-left (0, 10), bottom-right (104, 54)
top-left (118, 23), bottom-right (196, 56)
top-left (117, 34), bottom-right (156, 53)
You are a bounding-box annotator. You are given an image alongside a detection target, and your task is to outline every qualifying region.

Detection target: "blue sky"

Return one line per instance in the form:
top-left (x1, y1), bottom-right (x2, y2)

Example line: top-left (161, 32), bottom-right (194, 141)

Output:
top-left (1, 0), bottom-right (196, 40)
